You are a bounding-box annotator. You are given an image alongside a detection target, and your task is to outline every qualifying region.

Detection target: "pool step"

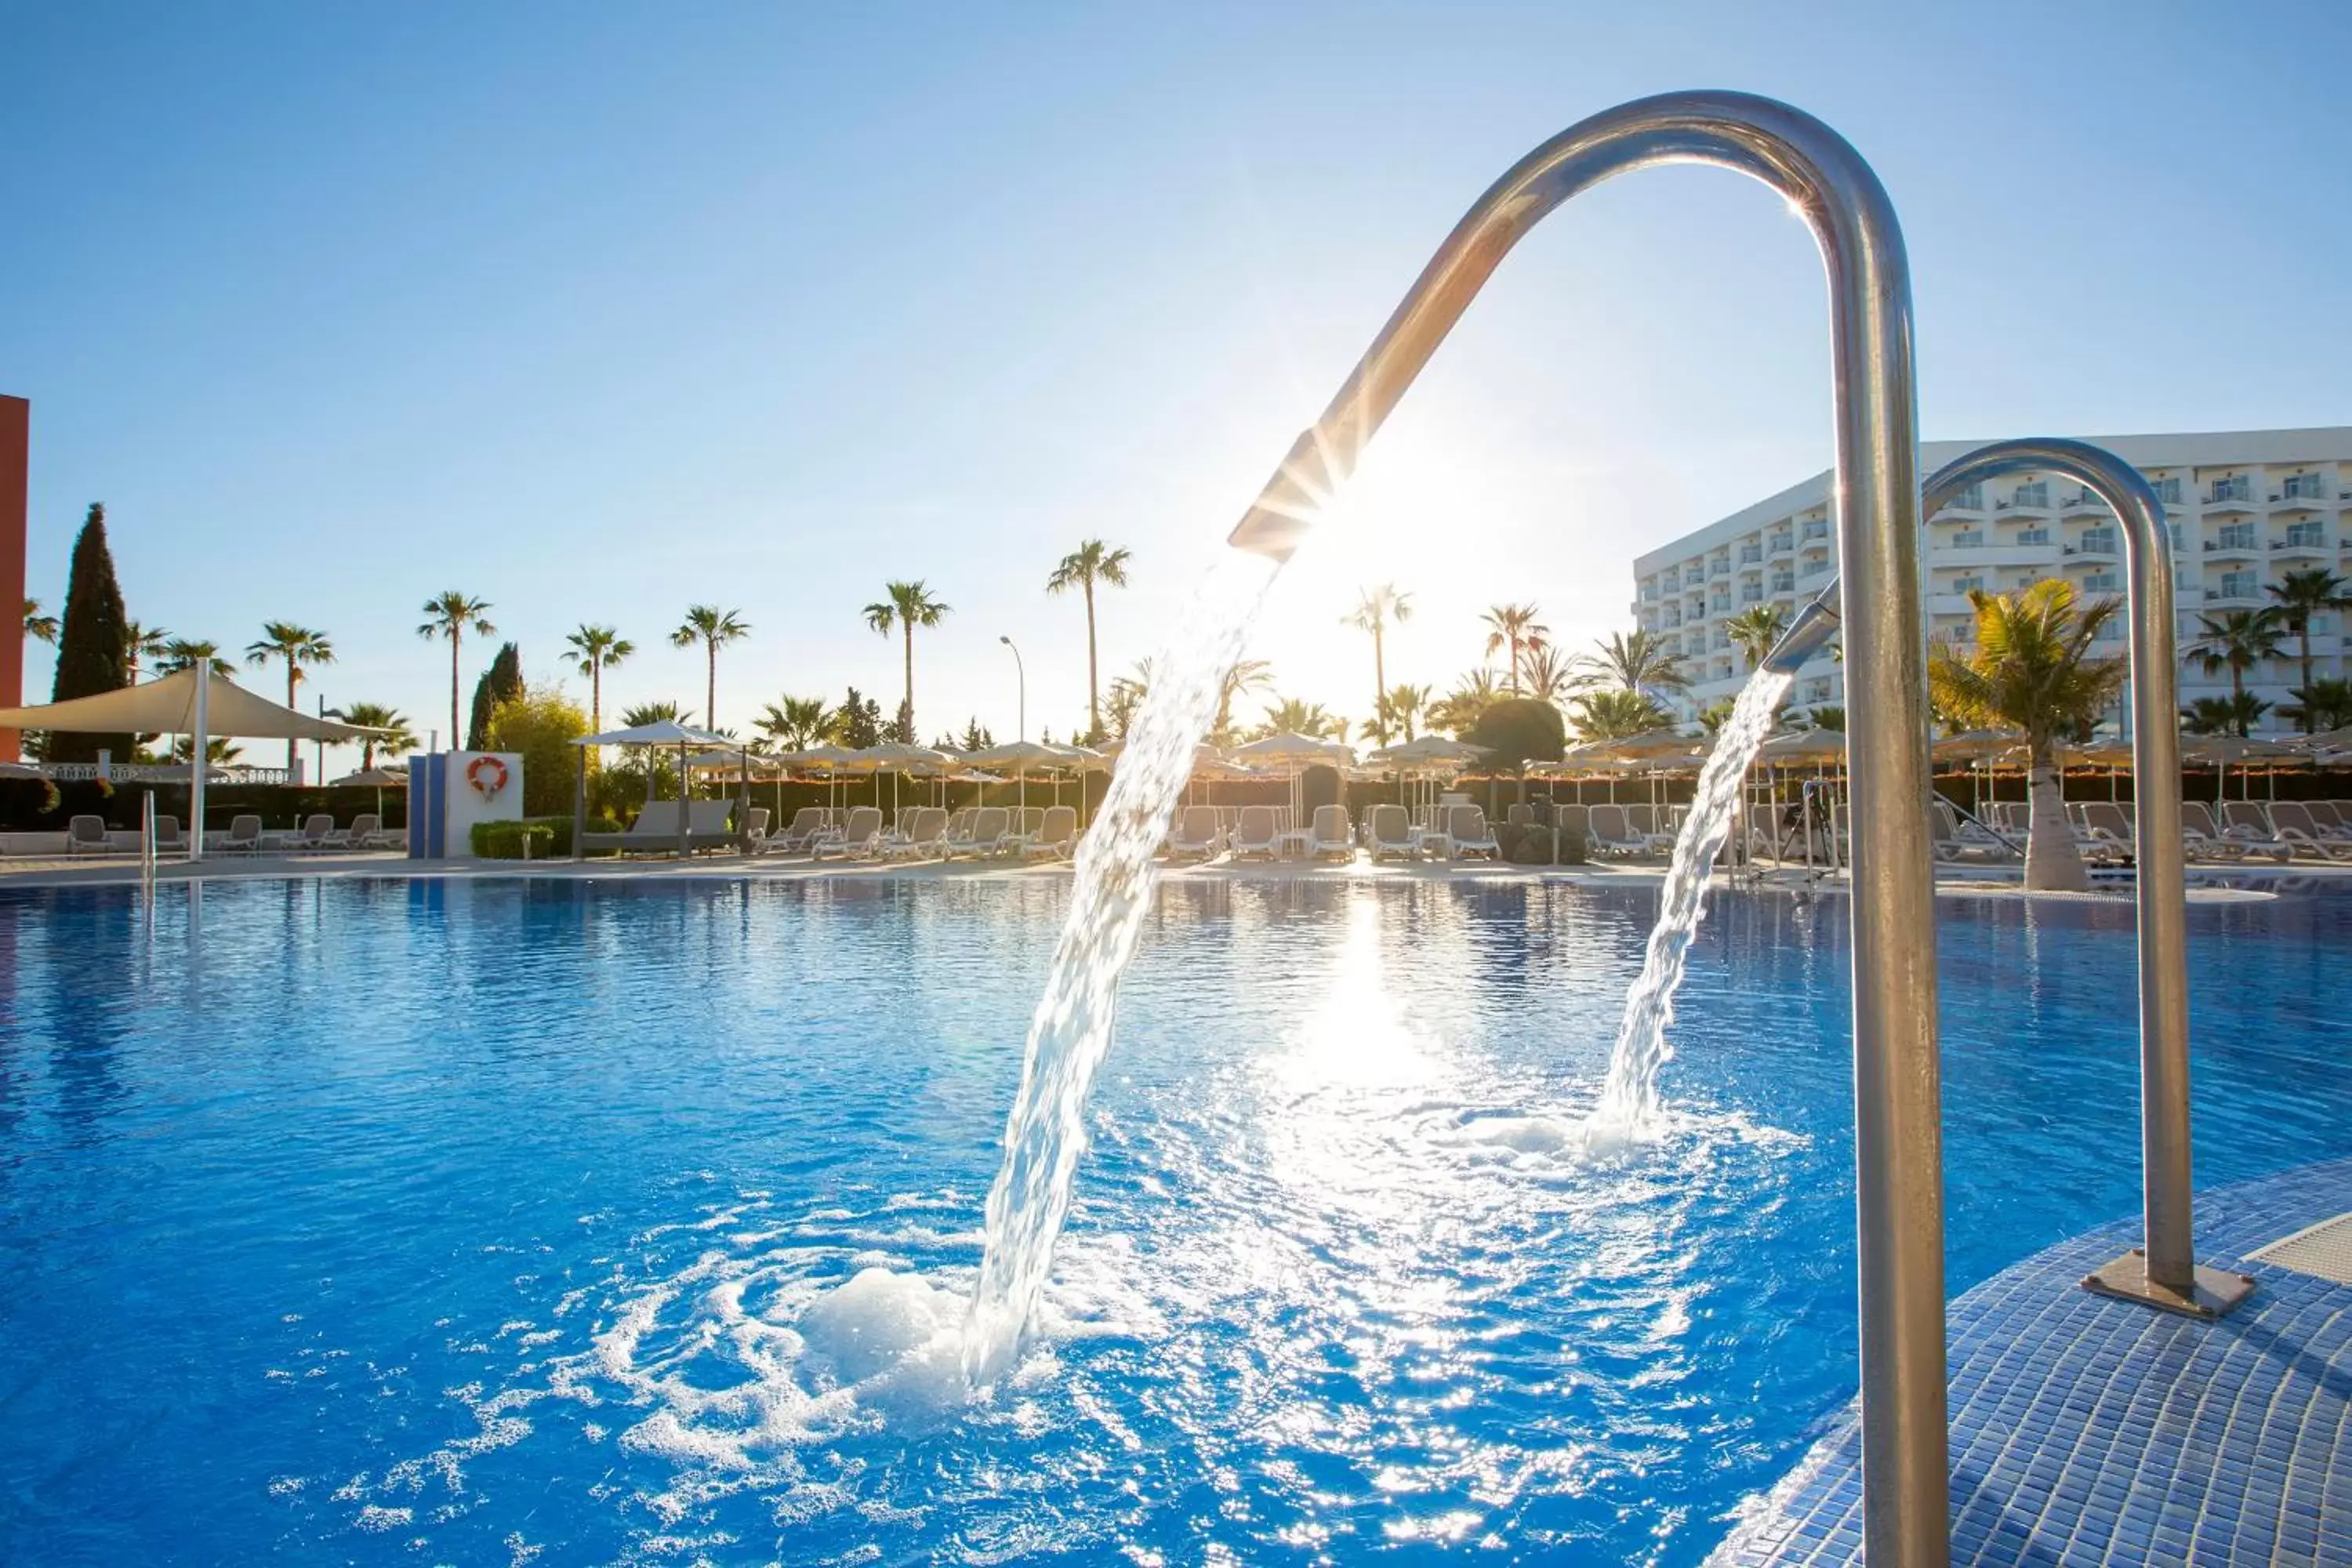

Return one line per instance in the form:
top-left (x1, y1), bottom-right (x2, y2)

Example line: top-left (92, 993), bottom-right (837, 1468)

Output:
top-left (2249, 1211), bottom-right (2352, 1285)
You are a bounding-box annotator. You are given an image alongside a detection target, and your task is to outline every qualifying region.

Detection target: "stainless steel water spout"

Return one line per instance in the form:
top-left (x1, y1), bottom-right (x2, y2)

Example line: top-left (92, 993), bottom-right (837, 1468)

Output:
top-left (1231, 92), bottom-right (1946, 1566)
top-left (1762, 578), bottom-right (1843, 673)
top-left (1922, 438), bottom-right (2251, 1321)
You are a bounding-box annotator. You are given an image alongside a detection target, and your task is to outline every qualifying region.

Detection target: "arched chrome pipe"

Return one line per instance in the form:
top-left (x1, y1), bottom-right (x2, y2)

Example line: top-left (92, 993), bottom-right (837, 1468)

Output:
top-left (1763, 578), bottom-right (1844, 673)
top-left (1230, 92), bottom-right (1946, 1566)
top-left (1922, 439), bottom-right (2250, 1320)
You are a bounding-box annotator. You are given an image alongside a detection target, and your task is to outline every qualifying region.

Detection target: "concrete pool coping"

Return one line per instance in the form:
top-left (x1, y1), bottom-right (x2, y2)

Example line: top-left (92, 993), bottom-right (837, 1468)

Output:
top-left (0, 851), bottom-right (2339, 900)
top-left (1712, 1156), bottom-right (2352, 1566)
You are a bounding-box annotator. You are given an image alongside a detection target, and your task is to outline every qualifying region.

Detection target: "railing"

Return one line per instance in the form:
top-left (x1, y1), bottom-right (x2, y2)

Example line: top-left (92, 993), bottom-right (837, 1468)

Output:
top-left (2013, 528), bottom-right (2050, 546)
top-left (1769, 535), bottom-right (1794, 553)
top-left (39, 762), bottom-right (295, 785)
top-left (2205, 477), bottom-right (2253, 504)
top-left (1740, 546), bottom-right (1762, 564)
top-left (1951, 531), bottom-right (1984, 548)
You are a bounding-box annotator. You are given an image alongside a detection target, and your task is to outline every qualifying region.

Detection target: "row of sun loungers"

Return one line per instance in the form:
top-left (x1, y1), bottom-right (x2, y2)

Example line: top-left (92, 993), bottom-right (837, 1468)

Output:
top-left (740, 804), bottom-right (1080, 862)
top-left (60, 812), bottom-right (401, 856)
top-left (1164, 803), bottom-right (1503, 863)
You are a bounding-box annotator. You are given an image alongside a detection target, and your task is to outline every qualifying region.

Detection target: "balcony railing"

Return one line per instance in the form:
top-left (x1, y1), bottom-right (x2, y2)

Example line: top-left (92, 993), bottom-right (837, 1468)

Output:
top-left (2205, 477), bottom-right (2254, 505)
top-left (1950, 532), bottom-right (1984, 548)
top-left (2013, 528), bottom-right (2051, 546)
top-left (1998, 482), bottom-right (2051, 510)
top-left (1768, 535), bottom-right (1793, 554)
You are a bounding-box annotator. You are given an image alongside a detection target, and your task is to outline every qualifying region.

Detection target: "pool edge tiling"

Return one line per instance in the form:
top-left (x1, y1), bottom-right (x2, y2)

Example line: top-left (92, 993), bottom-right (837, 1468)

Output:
top-left (1712, 1157), bottom-right (2352, 1566)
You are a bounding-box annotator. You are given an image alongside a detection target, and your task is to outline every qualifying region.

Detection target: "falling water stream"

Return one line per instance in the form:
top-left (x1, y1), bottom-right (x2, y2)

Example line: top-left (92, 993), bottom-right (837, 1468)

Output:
top-left (1584, 668), bottom-right (1793, 1146)
top-left (960, 554), bottom-right (1279, 1383)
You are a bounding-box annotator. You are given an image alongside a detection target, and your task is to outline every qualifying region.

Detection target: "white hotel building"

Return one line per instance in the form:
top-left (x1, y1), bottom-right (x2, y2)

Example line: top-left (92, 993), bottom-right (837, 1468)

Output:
top-left (1632, 428), bottom-right (2352, 733)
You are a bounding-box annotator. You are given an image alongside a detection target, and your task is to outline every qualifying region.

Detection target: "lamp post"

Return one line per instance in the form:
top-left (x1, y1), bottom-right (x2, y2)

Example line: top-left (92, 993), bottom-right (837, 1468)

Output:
top-left (1000, 634), bottom-right (1025, 742)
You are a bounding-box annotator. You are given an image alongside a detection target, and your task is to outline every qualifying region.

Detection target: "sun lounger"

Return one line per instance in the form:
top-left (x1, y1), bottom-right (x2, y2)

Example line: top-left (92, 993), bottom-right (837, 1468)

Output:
top-left (1930, 799), bottom-right (2010, 863)
top-left (150, 815), bottom-right (184, 855)
top-left (1167, 804), bottom-right (1224, 861)
top-left (764, 806), bottom-right (829, 855)
top-left (66, 815), bottom-right (122, 855)
top-left (1019, 804), bottom-right (1078, 859)
top-left (579, 800), bottom-right (686, 855)
top-left (1227, 805), bottom-right (1280, 862)
top-left (1553, 803), bottom-right (1590, 858)
top-left (1366, 803), bottom-right (1417, 862)
top-left (882, 806), bottom-right (949, 860)
top-left (220, 815), bottom-right (266, 855)
top-left (947, 805), bottom-right (1010, 858)
top-left (1587, 804), bottom-right (1647, 858)
top-left (330, 812), bottom-right (384, 849)
top-left (2078, 801), bottom-right (2136, 858)
top-left (2217, 801), bottom-right (2295, 862)
top-left (1308, 804), bottom-right (1355, 862)
top-left (285, 814), bottom-right (336, 852)
top-left (2264, 801), bottom-right (2352, 862)
top-left (1446, 804), bottom-right (1500, 861)
top-left (2176, 800), bottom-right (2248, 862)
top-left (815, 805), bottom-right (884, 860)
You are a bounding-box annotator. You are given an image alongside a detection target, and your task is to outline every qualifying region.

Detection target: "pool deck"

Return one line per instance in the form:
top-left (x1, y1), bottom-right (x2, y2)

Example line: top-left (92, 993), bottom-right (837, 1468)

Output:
top-left (0, 850), bottom-right (2334, 898)
top-left (1713, 1157), bottom-right (2352, 1566)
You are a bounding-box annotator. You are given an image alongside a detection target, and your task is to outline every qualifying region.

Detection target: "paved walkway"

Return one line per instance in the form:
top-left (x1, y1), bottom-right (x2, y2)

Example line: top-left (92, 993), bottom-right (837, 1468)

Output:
top-left (1713, 1157), bottom-right (2352, 1566)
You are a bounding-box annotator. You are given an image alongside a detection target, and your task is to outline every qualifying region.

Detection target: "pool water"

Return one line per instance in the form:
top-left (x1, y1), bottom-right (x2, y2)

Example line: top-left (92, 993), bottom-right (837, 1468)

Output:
top-left (3, 878), bottom-right (2348, 1565)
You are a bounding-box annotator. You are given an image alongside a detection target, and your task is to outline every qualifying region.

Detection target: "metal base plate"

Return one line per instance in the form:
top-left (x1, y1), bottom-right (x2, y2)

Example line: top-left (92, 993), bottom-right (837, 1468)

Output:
top-left (2081, 1248), bottom-right (2256, 1319)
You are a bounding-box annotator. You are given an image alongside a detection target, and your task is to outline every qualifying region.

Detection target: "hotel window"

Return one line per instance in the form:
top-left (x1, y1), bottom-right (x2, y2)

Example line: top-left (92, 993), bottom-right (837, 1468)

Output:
top-left (2145, 474), bottom-right (2182, 505)
top-left (2286, 521), bottom-right (2327, 548)
top-left (2206, 474), bottom-right (2252, 504)
top-left (1951, 575), bottom-right (1984, 594)
top-left (2219, 570), bottom-right (2258, 599)
top-left (2216, 522), bottom-right (2257, 550)
top-left (2082, 572), bottom-right (2120, 592)
top-left (2078, 528), bottom-right (2117, 554)
top-left (2013, 528), bottom-right (2050, 546)
top-left (2281, 472), bottom-right (2329, 501)
top-left (2008, 480), bottom-right (2049, 508)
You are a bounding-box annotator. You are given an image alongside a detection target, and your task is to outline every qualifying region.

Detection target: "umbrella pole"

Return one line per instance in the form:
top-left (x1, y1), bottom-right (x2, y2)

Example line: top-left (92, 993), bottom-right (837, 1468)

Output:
top-left (190, 658), bottom-right (210, 862)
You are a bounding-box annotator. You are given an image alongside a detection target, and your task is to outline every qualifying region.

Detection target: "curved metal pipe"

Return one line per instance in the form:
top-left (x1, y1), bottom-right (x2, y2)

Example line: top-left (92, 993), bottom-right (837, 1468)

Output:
top-left (1763, 577), bottom-right (1844, 673)
top-left (1922, 439), bottom-right (2249, 1319)
top-left (1230, 92), bottom-right (1945, 1565)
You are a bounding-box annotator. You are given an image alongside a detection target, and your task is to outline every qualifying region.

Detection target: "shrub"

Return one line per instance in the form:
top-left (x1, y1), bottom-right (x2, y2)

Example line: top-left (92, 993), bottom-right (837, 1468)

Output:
top-left (1467, 697), bottom-right (1567, 778)
top-left (470, 820), bottom-right (555, 859)
top-left (484, 683), bottom-right (591, 817)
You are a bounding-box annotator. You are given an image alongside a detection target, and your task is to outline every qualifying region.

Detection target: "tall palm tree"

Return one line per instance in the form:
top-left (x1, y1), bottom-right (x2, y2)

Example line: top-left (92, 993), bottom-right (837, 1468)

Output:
top-left (1576, 629), bottom-right (1690, 696)
top-left (1045, 540), bottom-right (1132, 742)
top-left (2182, 693), bottom-right (2271, 737)
top-left (124, 620), bottom-right (170, 681)
top-left (1723, 604), bottom-right (1791, 672)
top-left (1343, 584), bottom-right (1414, 742)
top-left (755, 695), bottom-right (833, 751)
top-left (325, 702), bottom-right (417, 770)
top-left (245, 622), bottom-right (336, 770)
top-left (2266, 569), bottom-right (2351, 730)
top-left (1481, 604), bottom-right (1548, 695)
top-left (1567, 688), bottom-right (1672, 740)
top-left (417, 591), bottom-right (495, 750)
top-left (154, 637), bottom-right (219, 675)
top-left (564, 623), bottom-right (635, 732)
top-left (2187, 608), bottom-right (2285, 732)
top-left (1212, 658), bottom-right (1273, 745)
top-left (1367, 682), bottom-right (1429, 743)
top-left (862, 582), bottom-right (949, 739)
top-left (23, 597), bottom-right (57, 644)
top-left (1426, 667), bottom-right (1501, 737)
top-left (1929, 580), bottom-right (2125, 891)
top-left (670, 606), bottom-right (750, 735)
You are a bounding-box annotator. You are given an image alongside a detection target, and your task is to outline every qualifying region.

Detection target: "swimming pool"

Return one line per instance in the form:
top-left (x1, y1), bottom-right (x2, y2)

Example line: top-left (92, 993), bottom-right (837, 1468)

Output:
top-left (4, 877), bottom-right (2348, 1564)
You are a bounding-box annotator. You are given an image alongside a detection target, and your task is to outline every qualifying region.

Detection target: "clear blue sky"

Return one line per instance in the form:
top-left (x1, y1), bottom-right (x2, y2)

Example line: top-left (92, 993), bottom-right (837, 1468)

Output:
top-left (4, 2), bottom-right (2345, 769)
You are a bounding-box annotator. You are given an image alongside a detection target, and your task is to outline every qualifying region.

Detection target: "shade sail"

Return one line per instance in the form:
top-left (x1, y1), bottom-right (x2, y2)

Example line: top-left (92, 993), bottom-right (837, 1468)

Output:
top-left (0, 665), bottom-right (379, 741)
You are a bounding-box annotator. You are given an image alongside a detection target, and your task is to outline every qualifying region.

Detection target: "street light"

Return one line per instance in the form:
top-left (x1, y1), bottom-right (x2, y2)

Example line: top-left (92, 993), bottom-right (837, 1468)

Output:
top-left (999, 635), bottom-right (1025, 742)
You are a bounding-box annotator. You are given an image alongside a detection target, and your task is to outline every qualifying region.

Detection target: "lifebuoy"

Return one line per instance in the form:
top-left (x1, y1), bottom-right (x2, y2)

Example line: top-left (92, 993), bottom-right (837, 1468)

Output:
top-left (466, 755), bottom-right (510, 797)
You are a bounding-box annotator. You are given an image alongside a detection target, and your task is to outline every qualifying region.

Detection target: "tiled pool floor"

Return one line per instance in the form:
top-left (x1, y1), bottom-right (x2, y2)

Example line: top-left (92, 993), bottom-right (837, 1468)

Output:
top-left (1715, 1157), bottom-right (2352, 1566)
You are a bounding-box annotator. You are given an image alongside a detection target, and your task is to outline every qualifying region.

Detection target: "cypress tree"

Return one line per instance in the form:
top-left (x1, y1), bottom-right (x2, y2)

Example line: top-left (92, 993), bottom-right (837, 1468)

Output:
top-left (465, 641), bottom-right (524, 750)
top-left (49, 503), bottom-right (132, 764)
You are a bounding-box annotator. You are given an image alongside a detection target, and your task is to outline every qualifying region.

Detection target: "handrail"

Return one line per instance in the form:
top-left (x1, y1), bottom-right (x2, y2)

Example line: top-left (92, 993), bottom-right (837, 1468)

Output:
top-left (1222, 91), bottom-right (1945, 1565)
top-left (1921, 438), bottom-right (2251, 1321)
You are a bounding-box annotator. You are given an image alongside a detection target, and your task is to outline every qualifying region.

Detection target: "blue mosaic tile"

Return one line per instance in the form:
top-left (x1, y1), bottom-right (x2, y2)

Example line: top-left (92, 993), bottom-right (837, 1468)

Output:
top-left (1711, 1156), bottom-right (2352, 1566)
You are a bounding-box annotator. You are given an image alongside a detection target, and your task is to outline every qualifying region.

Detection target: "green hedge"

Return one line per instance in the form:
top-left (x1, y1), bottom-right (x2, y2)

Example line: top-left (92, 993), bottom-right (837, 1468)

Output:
top-left (471, 815), bottom-right (622, 859)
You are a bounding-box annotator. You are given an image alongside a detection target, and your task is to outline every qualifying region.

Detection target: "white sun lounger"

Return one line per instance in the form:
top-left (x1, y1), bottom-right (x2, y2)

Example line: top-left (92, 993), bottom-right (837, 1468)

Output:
top-left (66, 815), bottom-right (122, 855)
top-left (1229, 805), bottom-right (1280, 862)
top-left (2264, 801), bottom-right (2352, 862)
top-left (947, 805), bottom-right (1010, 858)
top-left (1446, 804), bottom-right (1500, 861)
top-left (1587, 804), bottom-right (1646, 858)
top-left (2216, 801), bottom-right (2295, 862)
top-left (1308, 804), bottom-right (1355, 862)
top-left (814, 805), bottom-right (884, 860)
top-left (1167, 804), bottom-right (1224, 861)
top-left (1365, 803), bottom-right (1417, 862)
top-left (1020, 804), bottom-right (1078, 859)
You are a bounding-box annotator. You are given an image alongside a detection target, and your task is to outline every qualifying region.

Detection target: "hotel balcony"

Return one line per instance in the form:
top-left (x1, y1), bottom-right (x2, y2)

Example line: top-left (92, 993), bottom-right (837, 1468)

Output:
top-left (2058, 489), bottom-right (2111, 517)
top-left (2273, 525), bottom-right (2332, 558)
top-left (2204, 527), bottom-right (2262, 559)
top-left (1993, 493), bottom-right (2053, 519)
top-left (2270, 485), bottom-right (2334, 514)
top-left (2202, 479), bottom-right (2259, 513)
top-left (1767, 534), bottom-right (1794, 555)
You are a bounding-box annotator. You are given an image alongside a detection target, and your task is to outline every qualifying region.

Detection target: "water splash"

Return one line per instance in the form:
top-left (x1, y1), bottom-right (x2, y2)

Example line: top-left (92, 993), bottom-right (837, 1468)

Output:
top-left (962, 555), bottom-right (1279, 1383)
top-left (1584, 670), bottom-right (1792, 1146)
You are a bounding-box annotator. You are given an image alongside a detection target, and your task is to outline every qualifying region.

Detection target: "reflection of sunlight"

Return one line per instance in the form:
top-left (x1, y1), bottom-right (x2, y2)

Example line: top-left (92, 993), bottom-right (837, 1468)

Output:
top-left (1274, 893), bottom-right (1432, 1092)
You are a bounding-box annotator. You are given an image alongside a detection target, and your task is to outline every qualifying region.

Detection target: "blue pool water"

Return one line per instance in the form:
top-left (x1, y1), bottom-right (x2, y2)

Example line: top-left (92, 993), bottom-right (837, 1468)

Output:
top-left (3, 877), bottom-right (2349, 1565)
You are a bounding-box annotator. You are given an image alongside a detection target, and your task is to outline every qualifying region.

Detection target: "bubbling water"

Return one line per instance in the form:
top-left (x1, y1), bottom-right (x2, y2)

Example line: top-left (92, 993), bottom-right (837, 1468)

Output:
top-left (1584, 669), bottom-right (1793, 1147)
top-left (961, 554), bottom-right (1279, 1384)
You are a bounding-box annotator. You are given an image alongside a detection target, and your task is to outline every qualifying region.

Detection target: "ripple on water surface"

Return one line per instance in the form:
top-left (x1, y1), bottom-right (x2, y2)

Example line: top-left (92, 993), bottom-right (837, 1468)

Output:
top-left (2, 877), bottom-right (2348, 1564)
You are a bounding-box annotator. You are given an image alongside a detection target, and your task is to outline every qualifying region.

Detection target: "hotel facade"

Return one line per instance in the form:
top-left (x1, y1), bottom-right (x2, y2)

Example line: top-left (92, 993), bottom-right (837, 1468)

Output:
top-left (1631, 427), bottom-right (2352, 734)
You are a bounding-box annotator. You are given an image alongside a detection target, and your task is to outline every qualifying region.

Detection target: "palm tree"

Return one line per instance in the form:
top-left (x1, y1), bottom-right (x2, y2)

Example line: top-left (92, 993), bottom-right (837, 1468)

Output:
top-left (2266, 569), bottom-right (2352, 730)
top-left (1045, 540), bottom-right (1132, 742)
top-left (245, 622), bottom-right (336, 770)
top-left (1518, 645), bottom-right (1576, 706)
top-left (862, 582), bottom-right (950, 739)
top-left (1796, 704), bottom-right (1846, 732)
top-left (564, 624), bottom-right (635, 733)
top-left (2182, 693), bottom-right (2271, 737)
top-left (154, 637), bottom-right (219, 675)
top-left (1367, 682), bottom-right (1429, 743)
top-left (23, 597), bottom-right (57, 644)
top-left (617, 699), bottom-right (684, 801)
top-left (1567, 688), bottom-right (1671, 740)
top-left (169, 735), bottom-right (242, 765)
top-left (1576, 628), bottom-right (1690, 696)
top-left (1723, 604), bottom-right (1791, 672)
top-left (325, 702), bottom-right (417, 770)
top-left (1426, 667), bottom-right (1501, 737)
top-left (1481, 604), bottom-right (1548, 695)
top-left (1255, 697), bottom-right (1346, 741)
top-left (1344, 585), bottom-right (1414, 742)
top-left (417, 591), bottom-right (495, 750)
top-left (2283, 678), bottom-right (2352, 734)
top-left (1929, 580), bottom-right (2125, 891)
top-left (125, 620), bottom-right (169, 681)
top-left (1212, 658), bottom-right (1273, 745)
top-left (755, 695), bottom-right (833, 751)
top-left (670, 606), bottom-right (750, 735)
top-left (2187, 608), bottom-right (2285, 732)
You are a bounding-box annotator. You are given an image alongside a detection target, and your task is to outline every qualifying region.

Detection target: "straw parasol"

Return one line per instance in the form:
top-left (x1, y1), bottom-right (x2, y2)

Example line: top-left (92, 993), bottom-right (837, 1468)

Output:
top-left (330, 764), bottom-right (410, 822)
top-left (964, 739), bottom-right (1075, 818)
top-left (1230, 730), bottom-right (1354, 819)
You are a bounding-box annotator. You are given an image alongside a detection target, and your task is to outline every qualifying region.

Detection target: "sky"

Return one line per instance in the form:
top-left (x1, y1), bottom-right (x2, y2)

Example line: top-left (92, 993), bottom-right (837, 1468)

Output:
top-left (3, 1), bottom-right (2347, 774)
